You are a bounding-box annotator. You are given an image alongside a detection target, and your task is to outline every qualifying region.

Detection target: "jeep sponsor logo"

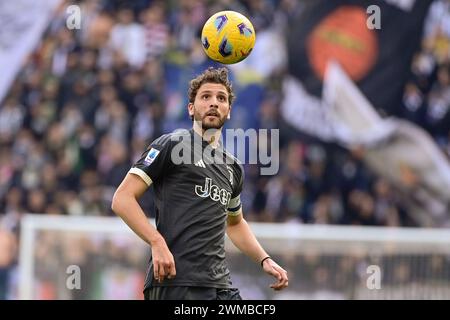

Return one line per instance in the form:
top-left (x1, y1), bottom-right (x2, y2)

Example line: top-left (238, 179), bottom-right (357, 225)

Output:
top-left (195, 177), bottom-right (231, 206)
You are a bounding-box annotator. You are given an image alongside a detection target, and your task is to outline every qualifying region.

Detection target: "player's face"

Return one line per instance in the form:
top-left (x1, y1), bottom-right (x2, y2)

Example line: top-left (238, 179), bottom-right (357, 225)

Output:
top-left (189, 83), bottom-right (230, 130)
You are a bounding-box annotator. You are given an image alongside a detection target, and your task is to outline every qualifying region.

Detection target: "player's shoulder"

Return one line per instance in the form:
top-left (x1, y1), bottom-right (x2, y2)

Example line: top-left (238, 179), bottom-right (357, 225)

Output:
top-left (151, 129), bottom-right (191, 147)
top-left (221, 147), bottom-right (244, 176)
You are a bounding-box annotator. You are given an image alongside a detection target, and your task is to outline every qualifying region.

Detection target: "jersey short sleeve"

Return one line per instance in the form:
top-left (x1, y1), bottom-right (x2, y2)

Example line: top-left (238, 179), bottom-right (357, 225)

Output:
top-left (129, 135), bottom-right (174, 186)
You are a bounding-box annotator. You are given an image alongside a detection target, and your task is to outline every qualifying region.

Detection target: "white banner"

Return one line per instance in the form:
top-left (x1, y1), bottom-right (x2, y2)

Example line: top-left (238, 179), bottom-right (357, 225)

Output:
top-left (281, 62), bottom-right (396, 147)
top-left (324, 62), bottom-right (450, 225)
top-left (0, 0), bottom-right (62, 103)
top-left (364, 120), bottom-right (450, 226)
top-left (282, 61), bottom-right (450, 226)
top-left (322, 61), bottom-right (397, 148)
top-left (280, 75), bottom-right (334, 142)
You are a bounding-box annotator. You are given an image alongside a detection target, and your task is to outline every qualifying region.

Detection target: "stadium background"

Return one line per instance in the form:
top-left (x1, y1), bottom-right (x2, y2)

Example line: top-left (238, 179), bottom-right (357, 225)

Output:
top-left (1, 0), bottom-right (450, 299)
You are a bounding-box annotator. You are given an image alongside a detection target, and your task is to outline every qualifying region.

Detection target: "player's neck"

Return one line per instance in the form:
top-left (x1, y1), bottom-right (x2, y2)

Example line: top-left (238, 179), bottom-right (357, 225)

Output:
top-left (192, 123), bottom-right (221, 148)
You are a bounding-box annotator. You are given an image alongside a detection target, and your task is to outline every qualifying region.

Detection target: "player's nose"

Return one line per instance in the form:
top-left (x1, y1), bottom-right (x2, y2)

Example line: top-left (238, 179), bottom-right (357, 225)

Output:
top-left (209, 100), bottom-right (219, 108)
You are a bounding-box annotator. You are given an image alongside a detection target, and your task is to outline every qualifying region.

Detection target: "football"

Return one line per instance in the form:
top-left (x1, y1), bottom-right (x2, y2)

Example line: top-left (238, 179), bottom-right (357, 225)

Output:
top-left (201, 10), bottom-right (256, 64)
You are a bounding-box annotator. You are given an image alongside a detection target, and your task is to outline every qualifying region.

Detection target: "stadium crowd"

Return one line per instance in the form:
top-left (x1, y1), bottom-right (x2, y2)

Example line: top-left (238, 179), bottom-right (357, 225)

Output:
top-left (1, 0), bottom-right (450, 299)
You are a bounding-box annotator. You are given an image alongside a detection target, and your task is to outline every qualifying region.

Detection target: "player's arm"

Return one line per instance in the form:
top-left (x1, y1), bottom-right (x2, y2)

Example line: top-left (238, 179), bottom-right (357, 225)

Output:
top-left (111, 172), bottom-right (176, 282)
top-left (226, 209), bottom-right (289, 291)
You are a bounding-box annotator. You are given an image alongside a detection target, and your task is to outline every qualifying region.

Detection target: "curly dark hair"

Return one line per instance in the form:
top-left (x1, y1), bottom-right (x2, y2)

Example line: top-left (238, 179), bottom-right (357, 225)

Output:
top-left (188, 67), bottom-right (235, 106)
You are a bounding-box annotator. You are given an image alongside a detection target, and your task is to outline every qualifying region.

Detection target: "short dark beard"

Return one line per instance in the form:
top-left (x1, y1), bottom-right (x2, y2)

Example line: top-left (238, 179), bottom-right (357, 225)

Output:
top-left (193, 110), bottom-right (227, 130)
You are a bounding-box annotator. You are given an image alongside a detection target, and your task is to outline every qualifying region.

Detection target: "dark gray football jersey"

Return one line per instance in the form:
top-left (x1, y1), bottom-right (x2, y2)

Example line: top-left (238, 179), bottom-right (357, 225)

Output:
top-left (130, 129), bottom-right (244, 289)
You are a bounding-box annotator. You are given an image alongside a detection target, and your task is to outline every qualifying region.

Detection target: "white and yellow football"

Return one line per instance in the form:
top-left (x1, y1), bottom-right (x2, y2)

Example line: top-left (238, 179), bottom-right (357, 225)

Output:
top-left (201, 10), bottom-right (256, 64)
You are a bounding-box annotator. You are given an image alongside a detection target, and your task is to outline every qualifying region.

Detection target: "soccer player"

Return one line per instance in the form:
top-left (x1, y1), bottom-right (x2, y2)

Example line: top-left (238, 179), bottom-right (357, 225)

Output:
top-left (111, 67), bottom-right (288, 300)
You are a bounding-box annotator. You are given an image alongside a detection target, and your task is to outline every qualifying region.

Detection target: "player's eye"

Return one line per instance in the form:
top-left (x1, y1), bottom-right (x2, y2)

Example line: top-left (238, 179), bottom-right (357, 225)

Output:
top-left (202, 94), bottom-right (210, 100)
top-left (218, 95), bottom-right (226, 102)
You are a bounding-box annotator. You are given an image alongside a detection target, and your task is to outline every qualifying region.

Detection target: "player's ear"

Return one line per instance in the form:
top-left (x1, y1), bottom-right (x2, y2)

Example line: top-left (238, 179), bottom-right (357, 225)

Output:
top-left (188, 103), bottom-right (194, 118)
top-left (227, 106), bottom-right (231, 119)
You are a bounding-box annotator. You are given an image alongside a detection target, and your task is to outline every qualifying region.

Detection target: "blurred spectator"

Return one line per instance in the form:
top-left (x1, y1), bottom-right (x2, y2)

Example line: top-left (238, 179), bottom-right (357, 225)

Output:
top-left (109, 8), bottom-right (146, 68)
top-left (141, 2), bottom-right (170, 60)
top-left (0, 227), bottom-right (17, 300)
top-left (0, 98), bottom-right (25, 143)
